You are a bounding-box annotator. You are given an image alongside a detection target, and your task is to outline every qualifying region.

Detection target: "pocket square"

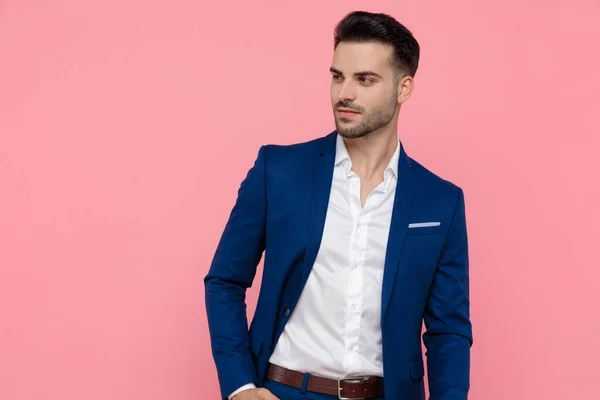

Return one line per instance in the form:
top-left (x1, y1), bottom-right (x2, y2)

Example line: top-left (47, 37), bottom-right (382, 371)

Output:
top-left (408, 222), bottom-right (441, 228)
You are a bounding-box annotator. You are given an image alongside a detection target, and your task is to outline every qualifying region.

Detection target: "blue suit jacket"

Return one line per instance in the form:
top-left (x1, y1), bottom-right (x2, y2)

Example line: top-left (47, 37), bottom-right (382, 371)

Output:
top-left (205, 132), bottom-right (473, 400)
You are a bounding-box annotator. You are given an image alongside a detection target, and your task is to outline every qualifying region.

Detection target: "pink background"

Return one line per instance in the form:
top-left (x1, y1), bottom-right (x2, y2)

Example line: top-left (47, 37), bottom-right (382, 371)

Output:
top-left (1, 1), bottom-right (599, 399)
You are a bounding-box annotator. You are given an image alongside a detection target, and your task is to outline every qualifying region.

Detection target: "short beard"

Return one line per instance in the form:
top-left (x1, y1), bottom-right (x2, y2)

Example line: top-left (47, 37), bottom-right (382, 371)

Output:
top-left (335, 89), bottom-right (399, 139)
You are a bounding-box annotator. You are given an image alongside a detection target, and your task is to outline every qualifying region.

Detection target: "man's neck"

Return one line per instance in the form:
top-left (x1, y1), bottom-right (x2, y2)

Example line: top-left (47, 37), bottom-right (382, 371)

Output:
top-left (343, 131), bottom-right (398, 181)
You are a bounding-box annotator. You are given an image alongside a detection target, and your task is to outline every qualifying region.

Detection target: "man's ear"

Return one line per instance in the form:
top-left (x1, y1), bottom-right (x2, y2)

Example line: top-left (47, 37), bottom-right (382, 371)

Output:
top-left (398, 74), bottom-right (414, 105)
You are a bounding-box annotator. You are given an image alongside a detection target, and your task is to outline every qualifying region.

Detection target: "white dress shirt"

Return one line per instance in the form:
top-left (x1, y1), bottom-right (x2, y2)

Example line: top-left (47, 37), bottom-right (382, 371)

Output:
top-left (229, 135), bottom-right (400, 399)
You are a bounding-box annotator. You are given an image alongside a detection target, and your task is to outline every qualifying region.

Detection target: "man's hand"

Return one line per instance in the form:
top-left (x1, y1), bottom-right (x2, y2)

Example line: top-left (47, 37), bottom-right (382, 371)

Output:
top-left (231, 388), bottom-right (279, 400)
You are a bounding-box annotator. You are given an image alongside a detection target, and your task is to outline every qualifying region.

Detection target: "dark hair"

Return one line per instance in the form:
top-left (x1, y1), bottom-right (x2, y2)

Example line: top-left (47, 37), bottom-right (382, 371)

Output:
top-left (333, 11), bottom-right (420, 78)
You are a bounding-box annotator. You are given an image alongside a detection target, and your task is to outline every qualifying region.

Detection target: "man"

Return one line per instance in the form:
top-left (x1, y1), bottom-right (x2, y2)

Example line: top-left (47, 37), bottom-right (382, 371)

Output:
top-left (205, 10), bottom-right (473, 400)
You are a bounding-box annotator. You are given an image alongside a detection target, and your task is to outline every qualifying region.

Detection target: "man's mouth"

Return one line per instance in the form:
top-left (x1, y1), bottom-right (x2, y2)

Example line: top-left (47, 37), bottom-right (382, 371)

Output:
top-left (337, 108), bottom-right (361, 116)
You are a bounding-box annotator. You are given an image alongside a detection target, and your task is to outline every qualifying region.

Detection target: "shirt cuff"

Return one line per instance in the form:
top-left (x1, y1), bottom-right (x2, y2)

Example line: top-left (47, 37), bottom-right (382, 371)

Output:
top-left (228, 383), bottom-right (257, 399)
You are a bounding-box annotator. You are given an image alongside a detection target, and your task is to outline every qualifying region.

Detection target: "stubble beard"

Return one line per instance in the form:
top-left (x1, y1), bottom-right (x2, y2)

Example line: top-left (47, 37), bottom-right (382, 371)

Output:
top-left (335, 91), bottom-right (399, 139)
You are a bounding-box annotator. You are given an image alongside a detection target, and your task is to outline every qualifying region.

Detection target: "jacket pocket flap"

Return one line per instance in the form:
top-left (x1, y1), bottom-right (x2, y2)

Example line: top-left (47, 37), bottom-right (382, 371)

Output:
top-left (408, 358), bottom-right (425, 380)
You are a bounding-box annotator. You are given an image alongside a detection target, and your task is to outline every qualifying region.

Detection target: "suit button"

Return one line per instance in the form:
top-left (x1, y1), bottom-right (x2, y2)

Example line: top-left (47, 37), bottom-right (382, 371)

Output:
top-left (283, 308), bottom-right (291, 317)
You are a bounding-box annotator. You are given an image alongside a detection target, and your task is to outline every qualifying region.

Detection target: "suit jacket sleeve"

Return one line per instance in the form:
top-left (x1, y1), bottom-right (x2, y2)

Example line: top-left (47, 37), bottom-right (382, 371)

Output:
top-left (423, 187), bottom-right (473, 400)
top-left (204, 146), bottom-right (267, 400)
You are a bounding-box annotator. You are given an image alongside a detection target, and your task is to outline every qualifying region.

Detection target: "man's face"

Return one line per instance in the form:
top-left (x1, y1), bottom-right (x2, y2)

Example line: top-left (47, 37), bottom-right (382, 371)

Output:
top-left (330, 42), bottom-right (400, 139)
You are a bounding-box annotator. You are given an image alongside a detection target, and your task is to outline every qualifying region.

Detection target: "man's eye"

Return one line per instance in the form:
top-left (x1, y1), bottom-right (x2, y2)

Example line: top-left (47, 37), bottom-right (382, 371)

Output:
top-left (359, 77), bottom-right (374, 84)
top-left (332, 75), bottom-right (343, 81)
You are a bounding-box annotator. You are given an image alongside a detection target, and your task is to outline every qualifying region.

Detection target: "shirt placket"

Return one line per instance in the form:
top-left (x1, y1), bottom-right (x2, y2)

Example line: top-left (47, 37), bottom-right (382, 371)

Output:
top-left (343, 173), bottom-right (369, 373)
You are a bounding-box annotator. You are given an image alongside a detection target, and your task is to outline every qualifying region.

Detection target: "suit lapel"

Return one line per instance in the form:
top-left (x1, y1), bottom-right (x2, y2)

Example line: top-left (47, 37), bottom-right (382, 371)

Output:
top-left (299, 133), bottom-right (416, 318)
top-left (301, 132), bottom-right (336, 288)
top-left (381, 143), bottom-right (416, 319)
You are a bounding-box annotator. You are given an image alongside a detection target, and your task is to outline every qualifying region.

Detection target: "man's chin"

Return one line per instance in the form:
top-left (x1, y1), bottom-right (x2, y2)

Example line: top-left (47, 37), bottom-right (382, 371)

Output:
top-left (336, 129), bottom-right (370, 139)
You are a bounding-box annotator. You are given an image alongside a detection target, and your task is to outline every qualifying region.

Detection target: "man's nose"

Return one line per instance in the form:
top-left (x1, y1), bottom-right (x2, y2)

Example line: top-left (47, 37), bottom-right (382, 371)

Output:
top-left (337, 81), bottom-right (356, 102)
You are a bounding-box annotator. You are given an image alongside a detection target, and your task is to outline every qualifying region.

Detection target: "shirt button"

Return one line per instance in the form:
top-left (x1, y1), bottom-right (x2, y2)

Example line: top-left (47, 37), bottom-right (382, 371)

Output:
top-left (351, 304), bottom-right (356, 310)
top-left (283, 308), bottom-right (291, 317)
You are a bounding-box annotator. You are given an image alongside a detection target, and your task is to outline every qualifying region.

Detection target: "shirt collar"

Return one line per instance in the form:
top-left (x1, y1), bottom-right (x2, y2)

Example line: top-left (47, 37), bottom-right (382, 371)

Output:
top-left (335, 134), bottom-right (400, 181)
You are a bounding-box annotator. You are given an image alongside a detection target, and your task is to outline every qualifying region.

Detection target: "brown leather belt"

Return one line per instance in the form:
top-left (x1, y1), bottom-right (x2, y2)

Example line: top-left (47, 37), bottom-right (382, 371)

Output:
top-left (266, 363), bottom-right (383, 399)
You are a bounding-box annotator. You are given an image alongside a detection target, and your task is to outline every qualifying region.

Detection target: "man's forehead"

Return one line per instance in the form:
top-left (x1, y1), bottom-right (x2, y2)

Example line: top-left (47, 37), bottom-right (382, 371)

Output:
top-left (331, 42), bottom-right (393, 73)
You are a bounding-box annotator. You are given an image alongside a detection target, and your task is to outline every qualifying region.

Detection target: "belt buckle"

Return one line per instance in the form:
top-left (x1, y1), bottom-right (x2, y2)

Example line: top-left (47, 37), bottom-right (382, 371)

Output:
top-left (337, 376), bottom-right (370, 400)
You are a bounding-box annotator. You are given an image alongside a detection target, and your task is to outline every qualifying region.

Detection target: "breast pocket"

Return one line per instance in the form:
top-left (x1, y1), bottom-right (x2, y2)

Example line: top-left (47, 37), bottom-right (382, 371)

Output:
top-left (406, 225), bottom-right (442, 235)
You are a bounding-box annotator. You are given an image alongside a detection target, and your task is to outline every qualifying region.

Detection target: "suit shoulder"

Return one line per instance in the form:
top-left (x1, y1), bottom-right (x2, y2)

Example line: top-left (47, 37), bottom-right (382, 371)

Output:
top-left (409, 157), bottom-right (464, 198)
top-left (264, 134), bottom-right (327, 153)
top-left (261, 133), bottom-right (332, 165)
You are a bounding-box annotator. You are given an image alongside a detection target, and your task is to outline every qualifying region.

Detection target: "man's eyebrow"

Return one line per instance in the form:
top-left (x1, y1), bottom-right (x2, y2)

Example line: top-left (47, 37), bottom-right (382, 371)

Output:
top-left (329, 67), bottom-right (384, 79)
